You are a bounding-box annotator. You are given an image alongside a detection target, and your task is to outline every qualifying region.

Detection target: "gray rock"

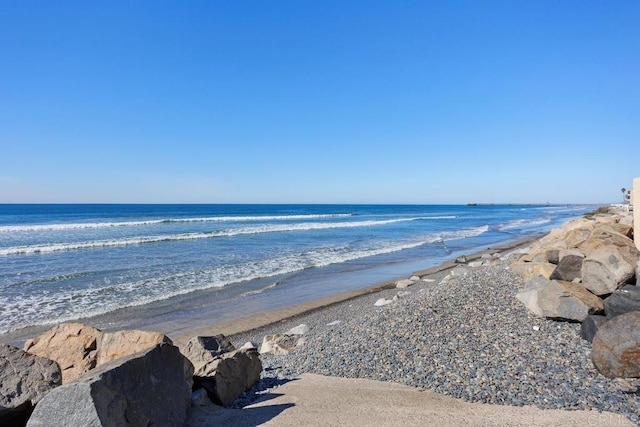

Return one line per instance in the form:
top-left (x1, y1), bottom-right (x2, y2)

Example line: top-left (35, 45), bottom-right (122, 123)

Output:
top-left (23, 322), bottom-right (101, 384)
top-left (26, 343), bottom-right (192, 427)
top-left (0, 344), bottom-right (61, 426)
top-left (582, 245), bottom-right (638, 296)
top-left (196, 348), bottom-right (262, 406)
top-left (181, 335), bottom-right (236, 377)
top-left (285, 324), bottom-right (310, 335)
top-left (516, 276), bottom-right (604, 322)
top-left (592, 312), bottom-right (640, 378)
top-left (580, 315), bottom-right (608, 343)
top-left (455, 255), bottom-right (467, 263)
top-left (604, 285), bottom-right (640, 319)
top-left (549, 255), bottom-right (583, 282)
top-left (545, 249), bottom-right (560, 265)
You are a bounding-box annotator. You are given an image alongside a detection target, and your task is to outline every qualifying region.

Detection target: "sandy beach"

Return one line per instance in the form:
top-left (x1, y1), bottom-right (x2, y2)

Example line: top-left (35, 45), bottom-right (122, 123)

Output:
top-left (181, 235), bottom-right (639, 426)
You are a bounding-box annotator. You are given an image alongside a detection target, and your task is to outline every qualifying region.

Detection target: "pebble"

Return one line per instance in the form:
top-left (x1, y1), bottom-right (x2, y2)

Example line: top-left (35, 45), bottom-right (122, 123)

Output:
top-left (232, 252), bottom-right (640, 424)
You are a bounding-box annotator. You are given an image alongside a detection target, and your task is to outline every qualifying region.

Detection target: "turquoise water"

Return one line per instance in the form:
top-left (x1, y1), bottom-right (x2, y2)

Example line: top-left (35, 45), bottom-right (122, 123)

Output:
top-left (0, 204), bottom-right (595, 335)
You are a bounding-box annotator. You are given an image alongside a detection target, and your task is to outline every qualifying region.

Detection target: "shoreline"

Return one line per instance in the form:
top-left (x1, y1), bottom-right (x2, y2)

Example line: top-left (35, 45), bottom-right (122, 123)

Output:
top-left (0, 235), bottom-right (539, 348)
top-left (170, 236), bottom-right (540, 346)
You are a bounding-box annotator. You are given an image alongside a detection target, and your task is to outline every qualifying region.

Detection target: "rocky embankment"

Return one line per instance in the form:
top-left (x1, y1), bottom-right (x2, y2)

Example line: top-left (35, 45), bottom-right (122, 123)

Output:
top-left (512, 206), bottom-right (640, 378)
top-left (0, 323), bottom-right (263, 426)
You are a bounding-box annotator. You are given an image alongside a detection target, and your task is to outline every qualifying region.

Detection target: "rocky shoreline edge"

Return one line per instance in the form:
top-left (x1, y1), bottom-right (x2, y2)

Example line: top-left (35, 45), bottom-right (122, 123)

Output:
top-left (2, 206), bottom-right (639, 426)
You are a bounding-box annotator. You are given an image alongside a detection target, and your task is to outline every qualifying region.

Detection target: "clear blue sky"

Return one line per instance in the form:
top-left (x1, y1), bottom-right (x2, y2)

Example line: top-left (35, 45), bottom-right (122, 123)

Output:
top-left (1, 1), bottom-right (638, 204)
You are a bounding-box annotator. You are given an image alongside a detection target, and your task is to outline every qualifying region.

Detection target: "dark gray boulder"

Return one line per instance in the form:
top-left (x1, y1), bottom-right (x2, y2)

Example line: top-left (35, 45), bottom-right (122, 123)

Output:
top-left (549, 255), bottom-right (583, 282)
top-left (579, 315), bottom-right (608, 343)
top-left (592, 311), bottom-right (640, 378)
top-left (545, 249), bottom-right (560, 265)
top-left (196, 348), bottom-right (263, 406)
top-left (604, 285), bottom-right (640, 319)
top-left (26, 343), bottom-right (192, 427)
top-left (0, 344), bottom-right (61, 427)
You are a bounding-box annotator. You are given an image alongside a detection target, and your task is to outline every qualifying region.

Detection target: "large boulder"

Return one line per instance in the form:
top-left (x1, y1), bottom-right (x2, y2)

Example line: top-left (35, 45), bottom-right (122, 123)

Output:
top-left (26, 343), bottom-right (192, 427)
top-left (23, 323), bottom-right (101, 383)
top-left (582, 244), bottom-right (638, 296)
top-left (604, 285), bottom-right (640, 319)
top-left (181, 335), bottom-right (236, 377)
top-left (563, 227), bottom-right (593, 249)
top-left (96, 329), bottom-right (172, 366)
top-left (579, 227), bottom-right (636, 256)
top-left (592, 312), bottom-right (640, 378)
top-left (549, 255), bottom-right (583, 282)
top-left (580, 315), bottom-right (608, 343)
top-left (0, 344), bottom-right (61, 426)
top-left (195, 348), bottom-right (262, 406)
top-left (516, 276), bottom-right (604, 322)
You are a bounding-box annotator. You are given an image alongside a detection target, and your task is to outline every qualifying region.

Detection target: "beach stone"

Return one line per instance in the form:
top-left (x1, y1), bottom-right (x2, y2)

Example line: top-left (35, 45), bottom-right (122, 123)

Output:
top-left (96, 329), bottom-right (172, 366)
top-left (468, 261), bottom-right (483, 268)
top-left (260, 333), bottom-right (301, 355)
top-left (511, 262), bottom-right (556, 281)
top-left (181, 335), bottom-right (236, 377)
top-left (604, 285), bottom-right (640, 319)
top-left (26, 343), bottom-right (192, 427)
top-left (592, 312), bottom-right (640, 378)
top-left (195, 348), bottom-right (262, 406)
top-left (0, 344), bottom-right (62, 426)
top-left (374, 298), bottom-right (393, 307)
top-left (410, 276), bottom-right (420, 281)
top-left (23, 322), bottom-right (101, 383)
top-left (582, 244), bottom-right (639, 296)
top-left (455, 255), bottom-right (467, 263)
top-left (285, 324), bottom-right (310, 335)
top-left (580, 315), bottom-right (608, 343)
top-left (515, 276), bottom-right (604, 322)
top-left (396, 279), bottom-right (414, 289)
top-left (549, 255), bottom-right (583, 282)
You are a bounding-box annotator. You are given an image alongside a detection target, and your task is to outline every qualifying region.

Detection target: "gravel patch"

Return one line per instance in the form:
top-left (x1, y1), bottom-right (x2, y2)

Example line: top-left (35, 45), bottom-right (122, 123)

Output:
top-left (231, 253), bottom-right (640, 424)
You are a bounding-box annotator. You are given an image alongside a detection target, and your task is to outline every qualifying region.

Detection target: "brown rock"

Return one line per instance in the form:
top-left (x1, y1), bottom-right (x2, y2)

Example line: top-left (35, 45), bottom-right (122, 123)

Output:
top-left (564, 227), bottom-right (593, 249)
top-left (96, 329), bottom-right (172, 366)
top-left (511, 262), bottom-right (556, 281)
top-left (592, 311), bottom-right (640, 378)
top-left (23, 322), bottom-right (101, 383)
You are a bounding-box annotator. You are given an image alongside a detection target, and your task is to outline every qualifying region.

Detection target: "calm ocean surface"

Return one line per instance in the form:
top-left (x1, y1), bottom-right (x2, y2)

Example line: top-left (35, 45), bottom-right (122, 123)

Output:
top-left (0, 204), bottom-right (595, 336)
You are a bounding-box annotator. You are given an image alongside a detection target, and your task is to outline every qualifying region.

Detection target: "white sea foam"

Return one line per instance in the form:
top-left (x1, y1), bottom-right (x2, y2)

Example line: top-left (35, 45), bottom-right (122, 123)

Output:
top-left (0, 217), bottom-right (439, 256)
top-left (0, 213), bottom-right (353, 233)
top-left (0, 225), bottom-right (490, 332)
top-left (498, 217), bottom-right (551, 231)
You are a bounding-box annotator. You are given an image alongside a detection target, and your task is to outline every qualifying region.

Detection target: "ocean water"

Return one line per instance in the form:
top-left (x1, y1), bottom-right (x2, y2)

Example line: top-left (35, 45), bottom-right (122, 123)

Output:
top-left (0, 204), bottom-right (595, 337)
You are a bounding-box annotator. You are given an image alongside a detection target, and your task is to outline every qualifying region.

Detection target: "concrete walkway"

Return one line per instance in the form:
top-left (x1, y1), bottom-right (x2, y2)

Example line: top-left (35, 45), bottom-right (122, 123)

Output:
top-left (186, 373), bottom-right (631, 426)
